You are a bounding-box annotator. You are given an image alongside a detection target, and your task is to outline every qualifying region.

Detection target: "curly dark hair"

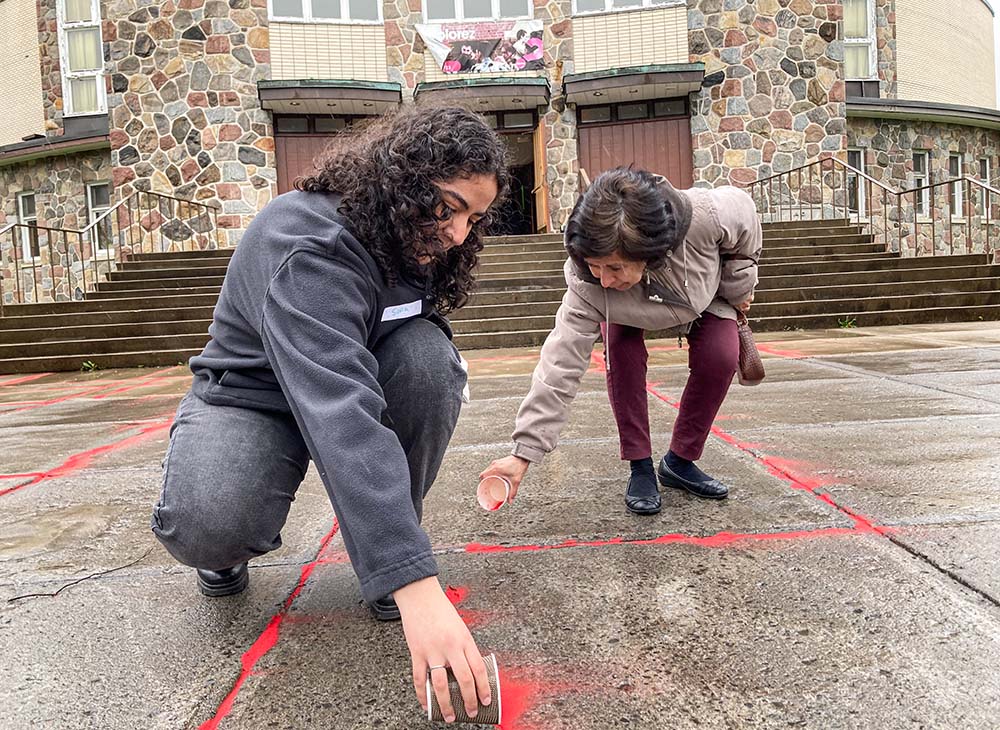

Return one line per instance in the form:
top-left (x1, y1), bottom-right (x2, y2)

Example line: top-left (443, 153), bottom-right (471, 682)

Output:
top-left (296, 105), bottom-right (510, 313)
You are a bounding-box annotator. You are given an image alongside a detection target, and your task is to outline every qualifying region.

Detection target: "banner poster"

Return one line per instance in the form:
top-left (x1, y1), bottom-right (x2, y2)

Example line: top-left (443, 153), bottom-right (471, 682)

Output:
top-left (416, 20), bottom-right (544, 74)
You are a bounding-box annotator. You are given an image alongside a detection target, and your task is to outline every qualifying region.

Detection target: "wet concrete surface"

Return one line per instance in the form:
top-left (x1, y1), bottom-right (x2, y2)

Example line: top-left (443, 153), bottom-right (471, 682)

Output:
top-left (0, 321), bottom-right (998, 728)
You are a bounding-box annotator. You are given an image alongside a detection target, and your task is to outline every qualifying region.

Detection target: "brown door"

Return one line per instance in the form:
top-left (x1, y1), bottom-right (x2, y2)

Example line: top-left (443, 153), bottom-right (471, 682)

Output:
top-left (275, 136), bottom-right (334, 194)
top-left (578, 116), bottom-right (693, 189)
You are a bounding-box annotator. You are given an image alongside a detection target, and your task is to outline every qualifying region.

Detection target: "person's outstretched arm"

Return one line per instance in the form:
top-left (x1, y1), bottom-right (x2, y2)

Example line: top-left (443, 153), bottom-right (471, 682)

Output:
top-left (261, 238), bottom-right (489, 720)
top-left (480, 277), bottom-right (602, 499)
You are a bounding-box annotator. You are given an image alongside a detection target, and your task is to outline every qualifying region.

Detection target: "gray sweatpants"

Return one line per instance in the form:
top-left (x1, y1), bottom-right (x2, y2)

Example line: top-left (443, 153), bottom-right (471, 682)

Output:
top-left (151, 317), bottom-right (465, 575)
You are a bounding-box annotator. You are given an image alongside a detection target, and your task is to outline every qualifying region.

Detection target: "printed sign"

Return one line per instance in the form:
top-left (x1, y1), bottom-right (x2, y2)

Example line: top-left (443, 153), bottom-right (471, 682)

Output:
top-left (416, 20), bottom-right (544, 74)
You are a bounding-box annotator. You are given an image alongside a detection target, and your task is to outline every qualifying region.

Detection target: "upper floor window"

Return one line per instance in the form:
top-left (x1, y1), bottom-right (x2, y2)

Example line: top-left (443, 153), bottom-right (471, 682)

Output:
top-left (57, 0), bottom-right (106, 116)
top-left (425, 0), bottom-right (531, 21)
top-left (270, 0), bottom-right (380, 23)
top-left (844, 0), bottom-right (876, 80)
top-left (572, 0), bottom-right (680, 15)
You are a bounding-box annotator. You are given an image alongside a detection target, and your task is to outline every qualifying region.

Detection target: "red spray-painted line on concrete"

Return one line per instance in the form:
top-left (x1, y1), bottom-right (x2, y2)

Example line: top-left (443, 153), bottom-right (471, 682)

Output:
top-left (755, 343), bottom-right (808, 359)
top-left (0, 418), bottom-right (173, 498)
top-left (641, 382), bottom-right (889, 536)
top-left (0, 472), bottom-right (44, 480)
top-left (0, 373), bottom-right (53, 387)
top-left (199, 519), bottom-right (341, 730)
top-left (91, 367), bottom-right (183, 399)
top-left (6, 367), bottom-right (181, 414)
top-left (465, 525), bottom-right (858, 555)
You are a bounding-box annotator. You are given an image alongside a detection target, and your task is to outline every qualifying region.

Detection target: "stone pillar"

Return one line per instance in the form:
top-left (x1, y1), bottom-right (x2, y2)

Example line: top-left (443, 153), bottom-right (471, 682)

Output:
top-left (687, 0), bottom-right (847, 188)
top-left (106, 0), bottom-right (275, 246)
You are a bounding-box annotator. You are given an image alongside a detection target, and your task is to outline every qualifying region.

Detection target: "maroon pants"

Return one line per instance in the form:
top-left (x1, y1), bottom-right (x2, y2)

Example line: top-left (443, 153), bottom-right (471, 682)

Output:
top-left (601, 313), bottom-right (738, 462)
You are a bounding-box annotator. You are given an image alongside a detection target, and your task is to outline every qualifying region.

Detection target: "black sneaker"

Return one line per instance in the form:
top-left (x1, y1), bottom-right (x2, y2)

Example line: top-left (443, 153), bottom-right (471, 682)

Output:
top-left (657, 456), bottom-right (729, 499)
top-left (366, 595), bottom-right (401, 621)
top-left (196, 562), bottom-right (250, 597)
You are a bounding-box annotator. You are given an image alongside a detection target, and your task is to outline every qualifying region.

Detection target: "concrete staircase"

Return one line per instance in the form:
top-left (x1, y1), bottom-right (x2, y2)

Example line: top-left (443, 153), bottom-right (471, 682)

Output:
top-left (1, 221), bottom-right (998, 373)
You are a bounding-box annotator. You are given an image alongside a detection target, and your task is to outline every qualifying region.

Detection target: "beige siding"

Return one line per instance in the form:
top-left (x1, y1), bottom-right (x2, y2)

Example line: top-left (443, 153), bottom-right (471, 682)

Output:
top-left (896, 0), bottom-right (996, 109)
top-left (573, 5), bottom-right (687, 75)
top-left (270, 22), bottom-right (387, 81)
top-left (0, 1), bottom-right (45, 147)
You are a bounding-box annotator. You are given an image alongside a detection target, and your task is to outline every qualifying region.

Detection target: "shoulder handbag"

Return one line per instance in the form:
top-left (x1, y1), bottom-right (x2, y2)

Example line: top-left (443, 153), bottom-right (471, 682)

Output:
top-left (736, 313), bottom-right (765, 386)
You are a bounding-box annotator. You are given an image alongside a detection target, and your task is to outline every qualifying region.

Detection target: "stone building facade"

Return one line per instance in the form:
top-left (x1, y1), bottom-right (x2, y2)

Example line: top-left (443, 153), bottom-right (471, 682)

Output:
top-left (2, 0), bottom-right (1000, 306)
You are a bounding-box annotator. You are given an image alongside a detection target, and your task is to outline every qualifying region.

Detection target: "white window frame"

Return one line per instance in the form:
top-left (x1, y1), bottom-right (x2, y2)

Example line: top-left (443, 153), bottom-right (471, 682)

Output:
top-left (847, 148), bottom-right (867, 219)
top-left (268, 0), bottom-right (383, 25)
top-left (56, 0), bottom-right (107, 116)
top-left (571, 0), bottom-right (681, 17)
top-left (843, 0), bottom-right (877, 81)
top-left (913, 151), bottom-right (930, 220)
top-left (949, 153), bottom-right (964, 220)
top-left (422, 0), bottom-right (534, 21)
top-left (979, 157), bottom-right (991, 217)
top-left (87, 181), bottom-right (113, 254)
top-left (17, 192), bottom-right (40, 263)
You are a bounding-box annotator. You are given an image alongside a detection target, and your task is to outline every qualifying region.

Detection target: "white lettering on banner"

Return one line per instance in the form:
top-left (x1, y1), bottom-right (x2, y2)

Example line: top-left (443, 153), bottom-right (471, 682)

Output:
top-left (381, 299), bottom-right (423, 322)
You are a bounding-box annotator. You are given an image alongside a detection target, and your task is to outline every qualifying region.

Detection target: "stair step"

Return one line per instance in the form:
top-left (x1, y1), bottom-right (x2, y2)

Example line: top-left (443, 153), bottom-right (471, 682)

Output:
top-left (762, 251), bottom-right (897, 266)
top-left (758, 254), bottom-right (987, 277)
top-left (450, 300), bottom-right (562, 321)
top-left (108, 266), bottom-right (230, 281)
top-left (763, 233), bottom-right (873, 245)
top-left (0, 318), bottom-right (213, 345)
top-left (761, 219), bottom-right (854, 231)
top-left (750, 290), bottom-right (1000, 318)
top-left (749, 304), bottom-right (1000, 332)
top-left (129, 249), bottom-right (233, 261)
top-left (87, 285), bottom-right (223, 299)
top-left (0, 332), bottom-right (211, 360)
top-left (120, 257), bottom-right (235, 271)
top-left (0, 293), bottom-right (222, 316)
top-left (755, 277), bottom-right (1000, 304)
top-left (757, 263), bottom-right (998, 290)
top-left (0, 305), bottom-right (217, 331)
top-left (95, 277), bottom-right (227, 291)
top-left (467, 288), bottom-right (566, 306)
top-left (0, 350), bottom-right (202, 375)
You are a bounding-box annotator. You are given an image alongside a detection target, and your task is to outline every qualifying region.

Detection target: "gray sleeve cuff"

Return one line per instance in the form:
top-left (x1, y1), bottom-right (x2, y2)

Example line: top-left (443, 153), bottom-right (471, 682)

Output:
top-left (512, 441), bottom-right (546, 464)
top-left (359, 551), bottom-right (439, 603)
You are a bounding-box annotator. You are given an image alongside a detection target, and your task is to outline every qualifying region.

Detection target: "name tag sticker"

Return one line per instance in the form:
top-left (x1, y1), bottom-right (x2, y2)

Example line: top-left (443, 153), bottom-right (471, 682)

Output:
top-left (381, 299), bottom-right (423, 322)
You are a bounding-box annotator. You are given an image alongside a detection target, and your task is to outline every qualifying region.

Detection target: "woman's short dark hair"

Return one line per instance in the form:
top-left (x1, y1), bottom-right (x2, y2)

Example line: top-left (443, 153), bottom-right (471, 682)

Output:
top-left (297, 106), bottom-right (510, 314)
top-left (564, 167), bottom-right (681, 274)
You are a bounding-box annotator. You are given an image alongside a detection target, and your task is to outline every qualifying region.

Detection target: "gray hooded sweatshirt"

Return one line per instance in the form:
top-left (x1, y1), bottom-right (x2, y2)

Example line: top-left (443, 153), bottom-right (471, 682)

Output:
top-left (189, 190), bottom-right (443, 602)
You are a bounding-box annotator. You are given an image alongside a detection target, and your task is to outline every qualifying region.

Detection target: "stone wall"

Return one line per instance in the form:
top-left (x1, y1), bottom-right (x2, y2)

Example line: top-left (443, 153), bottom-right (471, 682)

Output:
top-left (848, 117), bottom-right (1000, 255)
top-left (874, 0), bottom-right (896, 98)
top-left (0, 149), bottom-right (113, 304)
top-left (106, 0), bottom-right (275, 246)
top-left (38, 0), bottom-right (66, 136)
top-left (687, 0), bottom-right (847, 188)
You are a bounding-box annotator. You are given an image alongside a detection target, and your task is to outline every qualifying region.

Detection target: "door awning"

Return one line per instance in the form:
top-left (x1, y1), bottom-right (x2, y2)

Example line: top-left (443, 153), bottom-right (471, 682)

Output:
top-left (414, 77), bottom-right (549, 112)
top-left (258, 80), bottom-right (402, 115)
top-left (564, 63), bottom-right (705, 106)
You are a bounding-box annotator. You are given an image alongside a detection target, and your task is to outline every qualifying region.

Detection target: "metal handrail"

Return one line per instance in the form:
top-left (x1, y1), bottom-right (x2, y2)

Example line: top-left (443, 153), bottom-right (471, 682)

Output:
top-left (1, 189), bottom-right (222, 314)
top-left (745, 156), bottom-right (999, 260)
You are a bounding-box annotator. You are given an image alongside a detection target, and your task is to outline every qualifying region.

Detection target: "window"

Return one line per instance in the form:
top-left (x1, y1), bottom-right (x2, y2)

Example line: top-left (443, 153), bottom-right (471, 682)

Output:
top-left (847, 148), bottom-right (866, 217)
top-left (577, 97), bottom-right (687, 126)
top-left (57, 0), bottom-right (106, 115)
top-left (424, 0), bottom-right (530, 21)
top-left (980, 158), bottom-right (991, 216)
top-left (87, 182), bottom-right (112, 252)
top-left (913, 152), bottom-right (929, 217)
top-left (17, 193), bottom-right (40, 261)
top-left (844, 0), bottom-right (875, 80)
top-left (573, 0), bottom-right (681, 15)
top-left (270, 0), bottom-right (380, 23)
top-left (949, 153), bottom-right (963, 217)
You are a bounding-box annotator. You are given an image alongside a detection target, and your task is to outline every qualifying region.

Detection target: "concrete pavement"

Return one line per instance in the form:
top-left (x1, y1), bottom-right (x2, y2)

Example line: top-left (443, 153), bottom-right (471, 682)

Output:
top-left (1, 322), bottom-right (999, 729)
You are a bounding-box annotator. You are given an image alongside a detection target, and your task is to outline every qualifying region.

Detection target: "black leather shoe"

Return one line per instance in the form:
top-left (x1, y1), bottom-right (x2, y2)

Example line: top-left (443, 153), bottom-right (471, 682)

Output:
top-left (196, 562), bottom-right (249, 597)
top-left (657, 457), bottom-right (729, 499)
top-left (625, 474), bottom-right (662, 515)
top-left (366, 595), bottom-right (401, 621)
